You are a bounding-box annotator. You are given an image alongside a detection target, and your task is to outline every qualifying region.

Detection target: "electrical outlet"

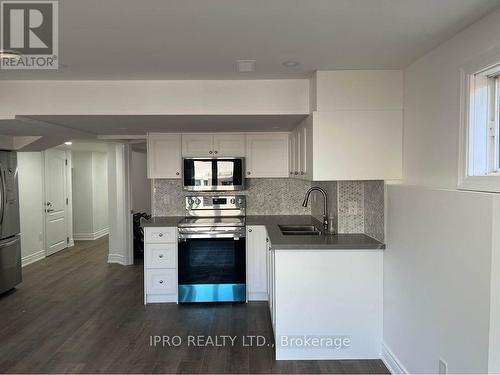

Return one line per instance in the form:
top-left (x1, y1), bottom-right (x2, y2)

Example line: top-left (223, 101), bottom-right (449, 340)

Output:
top-left (438, 358), bottom-right (448, 375)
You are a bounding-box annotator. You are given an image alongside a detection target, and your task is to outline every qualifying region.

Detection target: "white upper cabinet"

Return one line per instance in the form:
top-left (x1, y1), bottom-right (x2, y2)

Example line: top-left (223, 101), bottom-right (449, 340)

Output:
top-left (288, 132), bottom-right (297, 178)
top-left (182, 134), bottom-right (213, 157)
top-left (289, 117), bottom-right (313, 181)
top-left (213, 134), bottom-right (246, 156)
top-left (246, 133), bottom-right (289, 178)
top-left (147, 133), bottom-right (182, 179)
top-left (181, 133), bottom-right (245, 157)
top-left (312, 110), bottom-right (402, 180)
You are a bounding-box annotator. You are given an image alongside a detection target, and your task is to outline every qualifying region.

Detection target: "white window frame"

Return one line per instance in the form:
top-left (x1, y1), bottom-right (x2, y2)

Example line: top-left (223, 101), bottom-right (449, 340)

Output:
top-left (459, 47), bottom-right (500, 192)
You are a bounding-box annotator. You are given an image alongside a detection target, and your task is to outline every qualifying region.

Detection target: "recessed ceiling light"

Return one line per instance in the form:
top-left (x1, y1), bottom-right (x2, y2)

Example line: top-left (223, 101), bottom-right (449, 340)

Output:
top-left (237, 60), bottom-right (256, 73)
top-left (64, 141), bottom-right (72, 145)
top-left (0, 49), bottom-right (21, 58)
top-left (282, 61), bottom-right (300, 67)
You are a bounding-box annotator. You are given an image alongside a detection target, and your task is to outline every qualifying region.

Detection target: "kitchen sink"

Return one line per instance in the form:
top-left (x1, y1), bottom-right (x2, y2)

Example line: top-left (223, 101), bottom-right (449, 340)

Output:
top-left (279, 225), bottom-right (322, 236)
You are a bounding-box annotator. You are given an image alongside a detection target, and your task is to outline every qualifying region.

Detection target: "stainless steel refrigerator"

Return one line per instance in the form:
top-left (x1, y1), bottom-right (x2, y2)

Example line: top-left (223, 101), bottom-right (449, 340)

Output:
top-left (0, 151), bottom-right (21, 294)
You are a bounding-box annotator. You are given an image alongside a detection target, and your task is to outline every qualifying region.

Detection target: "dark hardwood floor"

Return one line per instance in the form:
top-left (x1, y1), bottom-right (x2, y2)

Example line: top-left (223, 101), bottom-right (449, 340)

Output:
top-left (0, 238), bottom-right (389, 374)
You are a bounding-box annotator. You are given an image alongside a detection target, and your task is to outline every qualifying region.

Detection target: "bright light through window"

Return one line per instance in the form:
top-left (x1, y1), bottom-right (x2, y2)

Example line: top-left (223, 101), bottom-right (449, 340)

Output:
top-left (459, 53), bottom-right (500, 192)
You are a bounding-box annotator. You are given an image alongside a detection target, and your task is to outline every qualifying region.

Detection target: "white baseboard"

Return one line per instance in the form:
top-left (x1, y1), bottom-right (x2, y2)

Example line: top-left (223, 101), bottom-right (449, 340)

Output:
top-left (248, 292), bottom-right (268, 301)
top-left (108, 253), bottom-right (126, 265)
top-left (382, 343), bottom-right (409, 374)
top-left (74, 228), bottom-right (109, 241)
top-left (22, 250), bottom-right (45, 267)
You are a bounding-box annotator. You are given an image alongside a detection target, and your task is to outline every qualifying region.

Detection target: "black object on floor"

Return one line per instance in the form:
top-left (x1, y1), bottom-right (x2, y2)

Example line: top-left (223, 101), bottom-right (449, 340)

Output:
top-left (133, 212), bottom-right (150, 259)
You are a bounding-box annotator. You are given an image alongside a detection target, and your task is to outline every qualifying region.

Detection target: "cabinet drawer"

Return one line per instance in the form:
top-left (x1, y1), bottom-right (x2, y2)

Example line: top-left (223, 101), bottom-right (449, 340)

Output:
top-left (146, 269), bottom-right (177, 295)
top-left (146, 243), bottom-right (176, 269)
top-left (145, 227), bottom-right (177, 243)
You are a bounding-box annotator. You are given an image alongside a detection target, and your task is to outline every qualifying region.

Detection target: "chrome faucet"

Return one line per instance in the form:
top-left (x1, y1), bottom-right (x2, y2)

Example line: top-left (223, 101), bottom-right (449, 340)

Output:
top-left (302, 186), bottom-right (329, 232)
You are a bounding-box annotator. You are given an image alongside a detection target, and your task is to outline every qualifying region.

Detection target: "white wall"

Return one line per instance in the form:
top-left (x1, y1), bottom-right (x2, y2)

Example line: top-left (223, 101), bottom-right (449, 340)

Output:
top-left (92, 152), bottom-right (108, 233)
top-left (386, 185), bottom-right (496, 374)
top-left (131, 150), bottom-right (151, 214)
top-left (72, 151), bottom-right (109, 239)
top-left (385, 7), bottom-right (500, 374)
top-left (17, 152), bottom-right (44, 265)
top-left (72, 152), bottom-right (94, 235)
top-left (403, 8), bottom-right (500, 189)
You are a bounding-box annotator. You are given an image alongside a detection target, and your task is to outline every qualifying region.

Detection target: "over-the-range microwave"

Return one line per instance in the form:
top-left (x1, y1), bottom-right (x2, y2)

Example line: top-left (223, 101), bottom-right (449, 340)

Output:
top-left (182, 157), bottom-right (245, 191)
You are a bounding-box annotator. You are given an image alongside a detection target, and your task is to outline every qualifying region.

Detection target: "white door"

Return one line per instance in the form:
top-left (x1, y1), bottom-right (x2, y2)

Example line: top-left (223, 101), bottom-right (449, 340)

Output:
top-left (213, 134), bottom-right (246, 156)
top-left (147, 133), bottom-right (182, 178)
top-left (44, 149), bottom-right (68, 256)
top-left (181, 134), bottom-right (213, 157)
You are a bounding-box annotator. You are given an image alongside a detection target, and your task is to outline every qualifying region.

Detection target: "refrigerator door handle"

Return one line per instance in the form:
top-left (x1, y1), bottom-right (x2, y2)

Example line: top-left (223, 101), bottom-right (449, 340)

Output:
top-left (0, 168), bottom-right (5, 227)
top-left (0, 235), bottom-right (20, 249)
top-left (0, 166), bottom-right (4, 227)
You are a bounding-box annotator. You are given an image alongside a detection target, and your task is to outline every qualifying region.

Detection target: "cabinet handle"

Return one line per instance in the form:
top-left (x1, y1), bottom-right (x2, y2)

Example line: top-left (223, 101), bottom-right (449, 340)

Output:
top-left (248, 229), bottom-right (252, 232)
top-left (209, 151), bottom-right (213, 154)
top-left (247, 171), bottom-right (251, 175)
top-left (294, 172), bottom-right (299, 175)
top-left (176, 172), bottom-right (180, 175)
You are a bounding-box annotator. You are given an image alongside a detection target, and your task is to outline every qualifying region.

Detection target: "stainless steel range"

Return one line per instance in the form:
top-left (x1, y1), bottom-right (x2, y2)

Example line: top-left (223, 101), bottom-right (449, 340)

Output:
top-left (177, 195), bottom-right (246, 303)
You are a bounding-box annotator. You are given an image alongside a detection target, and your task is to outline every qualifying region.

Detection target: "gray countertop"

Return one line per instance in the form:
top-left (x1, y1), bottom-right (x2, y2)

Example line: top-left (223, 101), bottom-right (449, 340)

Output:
top-left (141, 215), bottom-right (385, 250)
top-left (246, 215), bottom-right (385, 250)
top-left (141, 216), bottom-right (184, 227)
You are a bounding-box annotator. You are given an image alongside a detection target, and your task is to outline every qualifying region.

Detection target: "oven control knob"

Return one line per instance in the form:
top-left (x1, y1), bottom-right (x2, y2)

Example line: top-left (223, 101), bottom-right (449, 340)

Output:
top-left (188, 198), bottom-right (194, 206)
top-left (195, 198), bottom-right (201, 205)
top-left (237, 198), bottom-right (243, 204)
top-left (230, 198), bottom-right (235, 204)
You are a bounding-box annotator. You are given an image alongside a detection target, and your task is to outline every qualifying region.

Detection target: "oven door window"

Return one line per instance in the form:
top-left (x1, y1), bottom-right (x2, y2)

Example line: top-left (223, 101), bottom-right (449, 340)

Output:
top-left (178, 238), bottom-right (246, 284)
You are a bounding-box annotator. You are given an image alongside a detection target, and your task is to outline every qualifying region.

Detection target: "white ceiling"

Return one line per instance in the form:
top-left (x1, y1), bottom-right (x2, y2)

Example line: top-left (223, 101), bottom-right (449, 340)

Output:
top-left (1, 0), bottom-right (499, 80)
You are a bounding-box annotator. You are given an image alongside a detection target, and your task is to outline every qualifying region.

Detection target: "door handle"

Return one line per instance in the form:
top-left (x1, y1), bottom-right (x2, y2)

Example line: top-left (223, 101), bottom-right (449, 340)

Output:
top-left (46, 209), bottom-right (55, 213)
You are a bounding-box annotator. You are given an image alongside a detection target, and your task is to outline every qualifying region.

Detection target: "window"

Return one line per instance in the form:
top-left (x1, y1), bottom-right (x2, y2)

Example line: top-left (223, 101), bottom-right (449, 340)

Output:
top-left (459, 49), bottom-right (500, 192)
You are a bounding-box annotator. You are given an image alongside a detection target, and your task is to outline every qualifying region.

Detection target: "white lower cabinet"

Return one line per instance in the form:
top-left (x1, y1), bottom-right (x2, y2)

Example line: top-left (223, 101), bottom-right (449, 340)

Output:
top-left (273, 249), bottom-right (383, 360)
top-left (246, 225), bottom-right (268, 301)
top-left (146, 269), bottom-right (177, 295)
top-left (144, 227), bottom-right (178, 304)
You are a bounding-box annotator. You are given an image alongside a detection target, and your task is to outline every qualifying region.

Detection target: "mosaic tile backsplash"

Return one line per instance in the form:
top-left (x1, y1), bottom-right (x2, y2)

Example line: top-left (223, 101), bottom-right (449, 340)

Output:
top-left (311, 180), bottom-right (385, 242)
top-left (152, 178), bottom-right (384, 241)
top-left (152, 178), bottom-right (312, 216)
